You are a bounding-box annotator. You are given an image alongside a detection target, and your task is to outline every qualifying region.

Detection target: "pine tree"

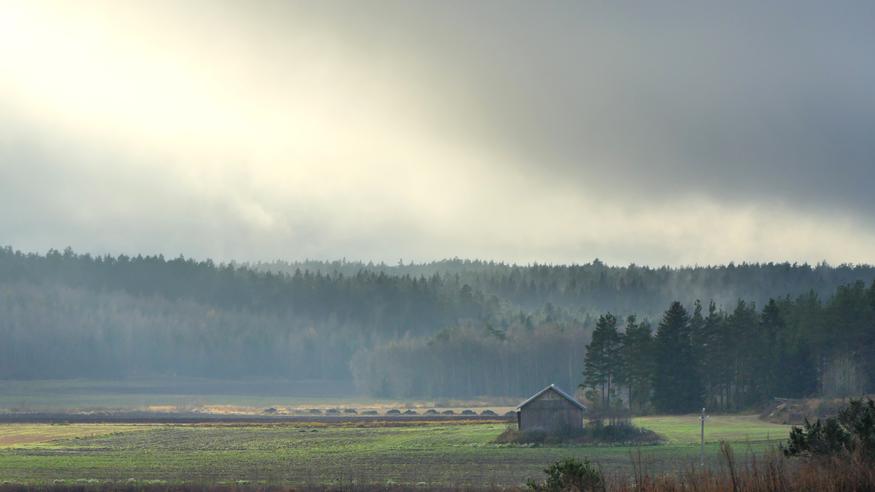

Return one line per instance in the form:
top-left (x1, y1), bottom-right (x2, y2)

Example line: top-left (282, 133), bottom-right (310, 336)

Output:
top-left (727, 300), bottom-right (759, 408)
top-left (621, 315), bottom-right (654, 412)
top-left (758, 299), bottom-right (785, 400)
top-left (700, 301), bottom-right (730, 409)
top-left (582, 313), bottom-right (622, 408)
top-left (688, 300), bottom-right (706, 395)
top-left (652, 302), bottom-right (703, 413)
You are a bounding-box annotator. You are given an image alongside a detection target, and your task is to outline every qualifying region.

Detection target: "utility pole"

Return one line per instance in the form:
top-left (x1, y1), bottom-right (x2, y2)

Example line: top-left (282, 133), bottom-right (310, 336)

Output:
top-left (699, 407), bottom-right (707, 466)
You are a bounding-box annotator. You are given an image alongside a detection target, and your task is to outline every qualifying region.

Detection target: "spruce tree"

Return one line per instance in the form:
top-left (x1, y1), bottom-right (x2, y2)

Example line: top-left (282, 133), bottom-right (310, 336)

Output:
top-left (652, 302), bottom-right (703, 413)
top-left (728, 300), bottom-right (759, 407)
top-left (759, 299), bottom-right (785, 400)
top-left (700, 301), bottom-right (730, 409)
top-left (582, 313), bottom-right (622, 408)
top-left (621, 315), bottom-right (654, 412)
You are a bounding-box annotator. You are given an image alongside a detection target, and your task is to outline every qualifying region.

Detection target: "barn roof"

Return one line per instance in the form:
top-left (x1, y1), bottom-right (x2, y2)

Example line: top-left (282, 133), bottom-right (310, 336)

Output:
top-left (516, 384), bottom-right (586, 411)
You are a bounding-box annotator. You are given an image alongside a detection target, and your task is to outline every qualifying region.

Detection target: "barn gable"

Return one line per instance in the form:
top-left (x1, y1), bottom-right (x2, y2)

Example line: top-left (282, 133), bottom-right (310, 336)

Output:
top-left (517, 384), bottom-right (586, 411)
top-left (516, 384), bottom-right (585, 431)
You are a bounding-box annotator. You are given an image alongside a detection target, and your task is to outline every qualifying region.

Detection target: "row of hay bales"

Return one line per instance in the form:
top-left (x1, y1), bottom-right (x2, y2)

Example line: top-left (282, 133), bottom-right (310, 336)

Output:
top-left (268, 407), bottom-right (514, 417)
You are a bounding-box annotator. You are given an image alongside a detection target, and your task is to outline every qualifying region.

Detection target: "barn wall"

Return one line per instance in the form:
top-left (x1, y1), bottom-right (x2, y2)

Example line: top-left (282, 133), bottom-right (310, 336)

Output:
top-left (519, 388), bottom-right (583, 431)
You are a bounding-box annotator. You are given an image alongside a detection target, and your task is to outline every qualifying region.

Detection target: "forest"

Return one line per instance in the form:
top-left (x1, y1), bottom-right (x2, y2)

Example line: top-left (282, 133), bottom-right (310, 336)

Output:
top-left (579, 285), bottom-right (875, 414)
top-left (356, 282), bottom-right (875, 406)
top-left (1, 246), bottom-right (874, 409)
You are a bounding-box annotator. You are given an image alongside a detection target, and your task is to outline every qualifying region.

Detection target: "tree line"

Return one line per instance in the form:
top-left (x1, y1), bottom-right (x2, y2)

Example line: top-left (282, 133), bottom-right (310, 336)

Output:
top-left (257, 257), bottom-right (875, 316)
top-left (1, 246), bottom-right (873, 408)
top-left (581, 281), bottom-right (875, 413)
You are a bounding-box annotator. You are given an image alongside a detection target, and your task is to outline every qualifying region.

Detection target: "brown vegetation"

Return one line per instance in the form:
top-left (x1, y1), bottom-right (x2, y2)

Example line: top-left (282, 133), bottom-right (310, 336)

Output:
top-left (605, 444), bottom-right (875, 492)
top-left (761, 396), bottom-right (875, 425)
top-left (5, 449), bottom-right (874, 491)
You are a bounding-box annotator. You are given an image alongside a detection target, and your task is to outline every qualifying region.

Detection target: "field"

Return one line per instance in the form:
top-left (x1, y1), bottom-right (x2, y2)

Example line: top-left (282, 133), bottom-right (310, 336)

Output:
top-left (0, 379), bottom-right (518, 415)
top-left (0, 415), bottom-right (792, 487)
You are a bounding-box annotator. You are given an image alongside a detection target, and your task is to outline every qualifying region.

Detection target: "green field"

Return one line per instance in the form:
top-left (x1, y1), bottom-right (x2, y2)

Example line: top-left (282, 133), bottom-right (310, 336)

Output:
top-left (0, 415), bottom-right (792, 487)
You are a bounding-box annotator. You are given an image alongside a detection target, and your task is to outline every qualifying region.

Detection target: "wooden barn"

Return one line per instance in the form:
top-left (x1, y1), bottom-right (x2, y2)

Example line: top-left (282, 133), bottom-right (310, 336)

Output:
top-left (516, 384), bottom-right (586, 431)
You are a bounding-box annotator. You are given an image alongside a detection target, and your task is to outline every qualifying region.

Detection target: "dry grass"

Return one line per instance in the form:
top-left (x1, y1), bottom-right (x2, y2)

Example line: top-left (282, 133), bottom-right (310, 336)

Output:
top-left (1, 453), bottom-right (872, 492)
top-left (607, 444), bottom-right (875, 492)
top-left (0, 423), bottom-right (154, 448)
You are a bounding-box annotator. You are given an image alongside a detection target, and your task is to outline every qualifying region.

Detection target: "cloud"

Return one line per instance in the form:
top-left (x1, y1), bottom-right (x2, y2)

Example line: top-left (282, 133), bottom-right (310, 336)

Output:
top-left (0, 0), bottom-right (873, 265)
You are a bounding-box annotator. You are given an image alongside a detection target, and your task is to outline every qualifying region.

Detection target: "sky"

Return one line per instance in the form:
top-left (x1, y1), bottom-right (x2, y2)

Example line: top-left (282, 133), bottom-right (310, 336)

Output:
top-left (2, 0), bottom-right (874, 266)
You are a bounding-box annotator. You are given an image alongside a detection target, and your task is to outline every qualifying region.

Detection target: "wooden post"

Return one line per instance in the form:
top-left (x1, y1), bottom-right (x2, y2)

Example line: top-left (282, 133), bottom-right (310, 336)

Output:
top-left (700, 407), bottom-right (706, 466)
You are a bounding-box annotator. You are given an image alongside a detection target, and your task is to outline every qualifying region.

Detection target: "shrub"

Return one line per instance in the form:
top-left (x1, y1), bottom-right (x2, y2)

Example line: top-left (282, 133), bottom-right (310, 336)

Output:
top-left (495, 422), bottom-right (660, 446)
top-left (584, 421), bottom-right (661, 444)
top-left (783, 398), bottom-right (875, 459)
top-left (527, 457), bottom-right (604, 491)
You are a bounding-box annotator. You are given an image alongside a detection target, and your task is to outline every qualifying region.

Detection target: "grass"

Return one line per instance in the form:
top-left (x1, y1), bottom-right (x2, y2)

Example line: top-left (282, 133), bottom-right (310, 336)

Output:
top-left (0, 415), bottom-right (793, 486)
top-left (0, 423), bottom-right (155, 448)
top-left (634, 414), bottom-right (788, 444)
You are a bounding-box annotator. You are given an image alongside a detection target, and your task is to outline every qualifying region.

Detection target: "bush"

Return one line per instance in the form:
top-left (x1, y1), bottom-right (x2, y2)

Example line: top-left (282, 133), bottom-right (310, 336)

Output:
top-left (527, 457), bottom-right (604, 491)
top-left (584, 421), bottom-right (661, 444)
top-left (495, 427), bottom-right (539, 444)
top-left (495, 422), bottom-right (661, 446)
top-left (783, 398), bottom-right (875, 459)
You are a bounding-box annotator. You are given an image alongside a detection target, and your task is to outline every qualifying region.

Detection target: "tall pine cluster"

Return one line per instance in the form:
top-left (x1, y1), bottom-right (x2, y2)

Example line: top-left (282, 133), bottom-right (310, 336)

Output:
top-left (583, 282), bottom-right (875, 413)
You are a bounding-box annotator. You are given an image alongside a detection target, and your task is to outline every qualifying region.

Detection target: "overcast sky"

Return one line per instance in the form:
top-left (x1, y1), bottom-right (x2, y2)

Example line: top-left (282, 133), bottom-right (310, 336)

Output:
top-left (2, 0), bottom-right (874, 265)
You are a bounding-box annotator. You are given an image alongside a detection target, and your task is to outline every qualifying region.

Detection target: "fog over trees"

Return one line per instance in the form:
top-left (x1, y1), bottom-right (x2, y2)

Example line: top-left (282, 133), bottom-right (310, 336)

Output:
top-left (1, 246), bottom-right (874, 408)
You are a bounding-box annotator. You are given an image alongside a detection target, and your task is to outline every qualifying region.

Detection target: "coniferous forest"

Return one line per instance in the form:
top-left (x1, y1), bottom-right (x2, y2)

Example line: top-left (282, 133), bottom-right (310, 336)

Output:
top-left (1, 246), bottom-right (874, 411)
